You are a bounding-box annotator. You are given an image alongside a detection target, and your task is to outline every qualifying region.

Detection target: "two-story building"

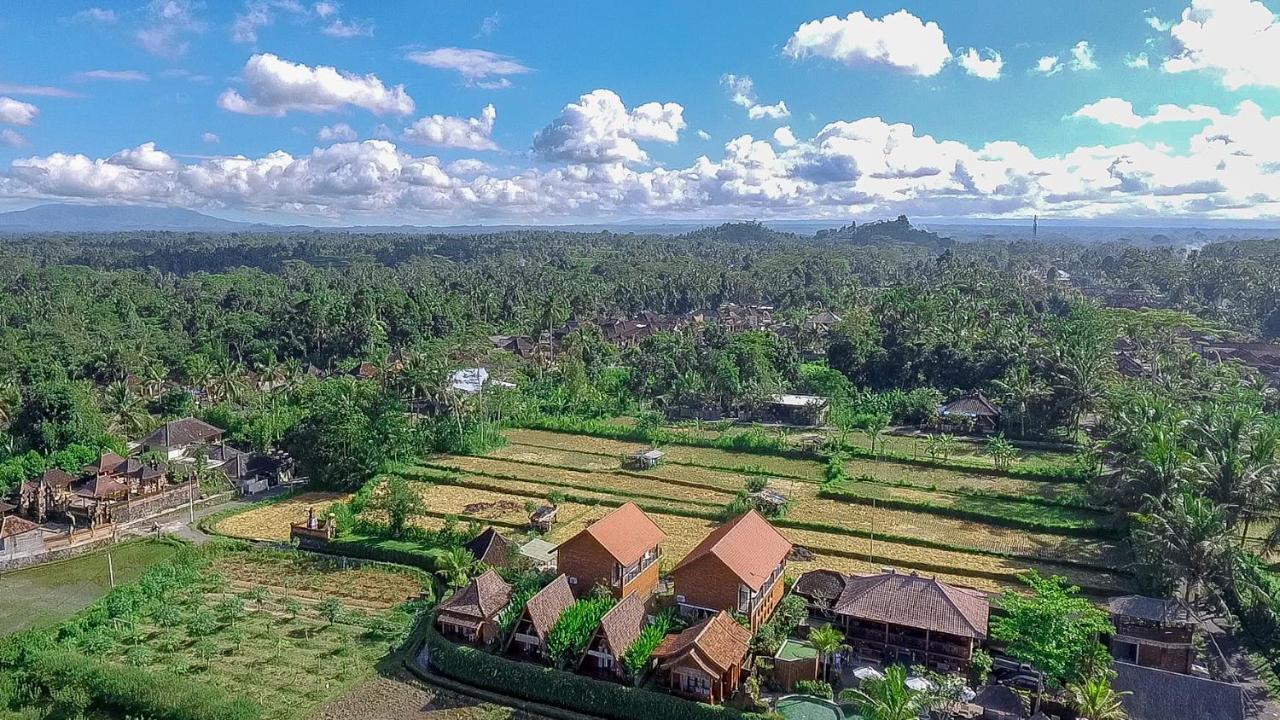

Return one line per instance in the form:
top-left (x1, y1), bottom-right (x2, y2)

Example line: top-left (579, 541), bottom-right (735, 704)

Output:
top-left (670, 510), bottom-right (791, 631)
top-left (556, 502), bottom-right (665, 600)
top-left (1108, 595), bottom-right (1196, 675)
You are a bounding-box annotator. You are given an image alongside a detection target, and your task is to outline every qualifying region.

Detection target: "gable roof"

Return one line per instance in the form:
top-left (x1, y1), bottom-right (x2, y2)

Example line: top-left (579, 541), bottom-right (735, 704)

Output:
top-left (793, 569), bottom-right (848, 604)
top-left (39, 467), bottom-right (77, 488)
top-left (654, 611), bottom-right (751, 675)
top-left (73, 474), bottom-right (129, 500)
top-left (596, 593), bottom-right (646, 658)
top-left (521, 574), bottom-right (576, 640)
top-left (0, 514), bottom-right (40, 540)
top-left (940, 393), bottom-right (1001, 418)
top-left (1109, 595), bottom-right (1192, 626)
top-left (672, 510), bottom-right (791, 591)
top-left (437, 569), bottom-right (513, 621)
top-left (562, 502), bottom-right (665, 566)
top-left (84, 452), bottom-right (127, 475)
top-left (464, 527), bottom-right (513, 566)
top-left (832, 572), bottom-right (989, 639)
top-left (141, 417), bottom-right (224, 449)
top-left (1114, 662), bottom-right (1245, 720)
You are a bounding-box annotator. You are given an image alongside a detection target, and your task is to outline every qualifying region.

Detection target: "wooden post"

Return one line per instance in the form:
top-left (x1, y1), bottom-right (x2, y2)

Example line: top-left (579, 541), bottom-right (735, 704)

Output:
top-left (107, 551), bottom-right (116, 588)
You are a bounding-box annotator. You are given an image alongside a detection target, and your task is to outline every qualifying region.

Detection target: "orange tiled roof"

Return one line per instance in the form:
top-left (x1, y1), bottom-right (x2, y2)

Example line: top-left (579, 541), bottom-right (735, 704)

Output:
top-left (672, 510), bottom-right (791, 591)
top-left (654, 611), bottom-right (751, 674)
top-left (565, 501), bottom-right (665, 566)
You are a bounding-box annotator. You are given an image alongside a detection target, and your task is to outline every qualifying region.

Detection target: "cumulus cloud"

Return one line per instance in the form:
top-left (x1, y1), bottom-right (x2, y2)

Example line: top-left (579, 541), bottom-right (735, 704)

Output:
top-left (402, 105), bottom-right (497, 150)
top-left (1071, 98), bottom-right (1223, 128)
top-left (218, 53), bottom-right (415, 117)
top-left (136, 0), bottom-right (205, 57)
top-left (1069, 41), bottom-right (1099, 70)
top-left (773, 126), bottom-right (798, 147)
top-left (0, 97), bottom-right (39, 126)
top-left (5, 101), bottom-right (1280, 222)
top-left (784, 9), bottom-right (951, 76)
top-left (532, 89), bottom-right (684, 164)
top-left (1125, 52), bottom-right (1151, 68)
top-left (1162, 0), bottom-right (1280, 89)
top-left (75, 70), bottom-right (150, 82)
top-left (720, 74), bottom-right (790, 120)
top-left (317, 123), bottom-right (357, 141)
top-left (202, 132), bottom-right (220, 144)
top-left (1033, 56), bottom-right (1063, 75)
top-left (405, 48), bottom-right (531, 87)
top-left (956, 47), bottom-right (1003, 79)
top-left (696, 130), bottom-right (711, 141)
top-left (0, 129), bottom-right (25, 147)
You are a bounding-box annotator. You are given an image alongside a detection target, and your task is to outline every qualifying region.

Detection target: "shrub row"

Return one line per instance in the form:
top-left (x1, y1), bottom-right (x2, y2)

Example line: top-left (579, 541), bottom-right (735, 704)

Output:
top-left (423, 624), bottom-right (752, 720)
top-left (815, 486), bottom-right (1117, 538)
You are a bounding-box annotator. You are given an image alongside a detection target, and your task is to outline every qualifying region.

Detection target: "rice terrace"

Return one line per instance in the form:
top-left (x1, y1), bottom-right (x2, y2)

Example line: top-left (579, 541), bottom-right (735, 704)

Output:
top-left (220, 421), bottom-right (1132, 598)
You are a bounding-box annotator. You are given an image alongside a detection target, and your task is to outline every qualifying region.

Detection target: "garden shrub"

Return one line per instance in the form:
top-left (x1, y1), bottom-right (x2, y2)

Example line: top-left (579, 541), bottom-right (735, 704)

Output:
top-left (793, 680), bottom-right (833, 699)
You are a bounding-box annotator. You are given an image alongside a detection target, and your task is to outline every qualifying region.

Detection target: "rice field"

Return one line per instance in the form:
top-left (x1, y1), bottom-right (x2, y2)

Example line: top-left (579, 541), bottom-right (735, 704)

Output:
top-left (215, 491), bottom-right (350, 541)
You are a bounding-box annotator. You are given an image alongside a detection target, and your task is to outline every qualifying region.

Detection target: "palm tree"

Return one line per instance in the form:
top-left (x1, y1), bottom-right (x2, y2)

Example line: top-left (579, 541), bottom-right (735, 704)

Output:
top-left (1134, 492), bottom-right (1235, 604)
top-left (1070, 675), bottom-right (1130, 720)
top-left (102, 380), bottom-right (152, 436)
top-left (0, 377), bottom-right (21, 429)
top-left (808, 625), bottom-right (848, 683)
top-left (993, 363), bottom-right (1050, 438)
top-left (209, 358), bottom-right (250, 404)
top-left (839, 665), bottom-right (926, 720)
top-left (431, 546), bottom-right (478, 590)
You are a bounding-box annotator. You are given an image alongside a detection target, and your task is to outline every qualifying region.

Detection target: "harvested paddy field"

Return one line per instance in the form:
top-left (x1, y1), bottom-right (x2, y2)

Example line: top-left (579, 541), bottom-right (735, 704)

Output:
top-left (215, 491), bottom-right (351, 541)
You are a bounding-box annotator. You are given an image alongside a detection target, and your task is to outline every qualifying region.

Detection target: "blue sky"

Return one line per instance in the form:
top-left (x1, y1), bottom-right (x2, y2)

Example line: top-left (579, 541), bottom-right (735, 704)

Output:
top-left (0, 0), bottom-right (1278, 224)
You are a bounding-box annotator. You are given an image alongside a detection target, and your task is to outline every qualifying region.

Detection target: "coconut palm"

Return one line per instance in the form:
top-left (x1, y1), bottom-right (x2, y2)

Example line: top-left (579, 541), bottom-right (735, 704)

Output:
top-left (1134, 491), bottom-right (1235, 604)
top-left (807, 624), bottom-right (848, 683)
top-left (839, 665), bottom-right (926, 720)
top-left (102, 380), bottom-right (152, 436)
top-left (431, 546), bottom-right (478, 590)
top-left (993, 363), bottom-right (1050, 437)
top-left (1070, 675), bottom-right (1129, 720)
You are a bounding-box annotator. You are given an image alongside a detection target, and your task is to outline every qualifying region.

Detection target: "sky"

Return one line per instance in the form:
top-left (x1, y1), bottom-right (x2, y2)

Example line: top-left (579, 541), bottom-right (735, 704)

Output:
top-left (0, 0), bottom-right (1279, 225)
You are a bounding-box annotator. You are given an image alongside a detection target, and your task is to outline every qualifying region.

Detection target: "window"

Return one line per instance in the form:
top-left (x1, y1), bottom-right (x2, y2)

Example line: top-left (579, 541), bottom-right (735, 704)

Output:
top-left (737, 584), bottom-right (753, 613)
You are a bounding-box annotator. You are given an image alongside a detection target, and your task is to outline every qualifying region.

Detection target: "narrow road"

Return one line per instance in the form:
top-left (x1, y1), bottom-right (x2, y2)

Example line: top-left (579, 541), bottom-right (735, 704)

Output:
top-left (121, 485), bottom-right (294, 545)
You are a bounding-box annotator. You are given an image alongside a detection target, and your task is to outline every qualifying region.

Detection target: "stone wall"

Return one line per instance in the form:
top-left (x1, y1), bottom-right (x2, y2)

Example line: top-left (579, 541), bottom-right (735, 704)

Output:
top-left (0, 532), bottom-right (115, 574)
top-left (114, 482), bottom-right (199, 524)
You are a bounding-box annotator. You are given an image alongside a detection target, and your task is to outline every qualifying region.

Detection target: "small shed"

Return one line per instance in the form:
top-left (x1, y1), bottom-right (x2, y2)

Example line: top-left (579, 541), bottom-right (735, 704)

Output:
top-left (748, 489), bottom-right (788, 516)
top-left (763, 394), bottom-right (830, 426)
top-left (624, 449), bottom-right (665, 470)
top-left (772, 638), bottom-right (820, 692)
top-left (939, 393), bottom-right (1002, 432)
top-left (529, 505), bottom-right (558, 532)
top-left (518, 538), bottom-right (558, 570)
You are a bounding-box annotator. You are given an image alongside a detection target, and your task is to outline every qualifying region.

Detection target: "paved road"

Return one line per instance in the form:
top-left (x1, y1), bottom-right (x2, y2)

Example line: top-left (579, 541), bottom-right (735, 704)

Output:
top-left (121, 485), bottom-right (293, 545)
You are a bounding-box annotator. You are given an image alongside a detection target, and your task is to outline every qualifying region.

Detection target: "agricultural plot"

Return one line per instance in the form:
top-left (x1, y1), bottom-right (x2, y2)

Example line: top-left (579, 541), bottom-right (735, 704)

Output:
top-left (215, 491), bottom-right (350, 542)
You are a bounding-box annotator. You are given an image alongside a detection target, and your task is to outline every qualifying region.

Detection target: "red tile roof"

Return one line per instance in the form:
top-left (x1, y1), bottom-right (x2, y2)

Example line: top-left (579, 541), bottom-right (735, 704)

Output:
top-left (654, 611), bottom-right (751, 674)
top-left (833, 572), bottom-right (989, 639)
top-left (672, 510), bottom-right (791, 591)
top-left (438, 569), bottom-right (513, 620)
top-left (0, 515), bottom-right (39, 540)
top-left (564, 501), bottom-right (665, 566)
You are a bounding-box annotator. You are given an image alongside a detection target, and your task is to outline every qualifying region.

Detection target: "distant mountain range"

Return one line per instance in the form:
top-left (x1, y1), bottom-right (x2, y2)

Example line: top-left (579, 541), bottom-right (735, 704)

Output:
top-left (0, 203), bottom-right (1275, 247)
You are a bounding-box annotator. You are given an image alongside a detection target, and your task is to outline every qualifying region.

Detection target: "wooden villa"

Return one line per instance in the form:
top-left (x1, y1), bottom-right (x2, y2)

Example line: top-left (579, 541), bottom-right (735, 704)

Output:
top-left (671, 510), bottom-right (791, 631)
top-left (653, 611), bottom-right (752, 705)
top-left (579, 593), bottom-right (646, 681)
top-left (464, 527), bottom-right (514, 568)
top-left (507, 574), bottom-right (575, 658)
top-left (556, 501), bottom-right (665, 600)
top-left (1108, 595), bottom-right (1195, 675)
top-left (436, 569), bottom-right (513, 645)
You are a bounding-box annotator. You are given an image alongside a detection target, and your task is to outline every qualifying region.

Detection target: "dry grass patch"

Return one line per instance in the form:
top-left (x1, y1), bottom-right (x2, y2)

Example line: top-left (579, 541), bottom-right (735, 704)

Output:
top-left (215, 491), bottom-right (350, 541)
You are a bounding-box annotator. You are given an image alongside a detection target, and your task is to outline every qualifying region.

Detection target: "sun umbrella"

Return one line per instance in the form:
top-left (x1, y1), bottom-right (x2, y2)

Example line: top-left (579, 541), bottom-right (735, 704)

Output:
top-left (905, 676), bottom-right (935, 692)
top-left (853, 667), bottom-right (884, 681)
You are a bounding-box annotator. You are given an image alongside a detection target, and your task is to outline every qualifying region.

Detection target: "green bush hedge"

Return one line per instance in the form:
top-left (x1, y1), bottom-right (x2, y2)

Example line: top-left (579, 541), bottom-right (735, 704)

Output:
top-left (424, 624), bottom-right (747, 720)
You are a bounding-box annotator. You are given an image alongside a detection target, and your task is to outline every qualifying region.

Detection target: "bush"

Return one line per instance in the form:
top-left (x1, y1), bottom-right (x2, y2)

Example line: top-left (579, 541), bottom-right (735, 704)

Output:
top-left (622, 613), bottom-right (673, 684)
top-left (793, 680), bottom-right (833, 700)
top-left (546, 596), bottom-right (616, 668)
top-left (425, 625), bottom-right (742, 720)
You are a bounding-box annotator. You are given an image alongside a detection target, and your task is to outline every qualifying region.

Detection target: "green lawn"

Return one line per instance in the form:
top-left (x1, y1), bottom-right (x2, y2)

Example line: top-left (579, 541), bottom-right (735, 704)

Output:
top-left (0, 539), bottom-right (181, 635)
top-left (777, 638), bottom-right (819, 661)
top-left (776, 696), bottom-right (844, 720)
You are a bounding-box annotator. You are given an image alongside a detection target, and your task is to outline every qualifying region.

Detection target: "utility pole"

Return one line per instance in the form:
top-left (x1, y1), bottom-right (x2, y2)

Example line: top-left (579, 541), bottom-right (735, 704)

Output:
top-left (1033, 214), bottom-right (1038, 239)
top-left (107, 551), bottom-right (116, 588)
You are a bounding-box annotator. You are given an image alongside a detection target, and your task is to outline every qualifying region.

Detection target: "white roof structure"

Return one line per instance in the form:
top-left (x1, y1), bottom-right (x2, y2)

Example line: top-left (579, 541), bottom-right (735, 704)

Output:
top-left (769, 393), bottom-right (829, 407)
top-left (450, 367), bottom-right (516, 395)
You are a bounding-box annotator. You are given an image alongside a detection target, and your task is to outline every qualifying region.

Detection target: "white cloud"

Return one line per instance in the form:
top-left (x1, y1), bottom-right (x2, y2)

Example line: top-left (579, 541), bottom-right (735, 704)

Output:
top-left (784, 9), bottom-right (951, 76)
top-left (6, 101), bottom-right (1280, 222)
top-left (218, 54), bottom-right (415, 117)
top-left (0, 83), bottom-right (80, 98)
top-left (1071, 97), bottom-right (1223, 128)
top-left (322, 18), bottom-right (373, 38)
top-left (402, 105), bottom-right (498, 150)
top-left (73, 7), bottom-right (118, 23)
top-left (0, 129), bottom-right (25, 147)
top-left (773, 126), bottom-right (798, 147)
top-left (1147, 14), bottom-right (1173, 32)
top-left (136, 0), bottom-right (205, 58)
top-left (317, 123), bottom-right (357, 141)
top-left (477, 12), bottom-right (501, 37)
top-left (531, 89), bottom-right (684, 164)
top-left (1069, 40), bottom-right (1100, 70)
top-left (0, 97), bottom-right (39, 126)
top-left (720, 74), bottom-right (790, 120)
top-left (75, 70), bottom-right (150, 82)
top-left (201, 132), bottom-right (220, 144)
top-left (405, 48), bottom-right (531, 86)
top-left (313, 2), bottom-right (337, 18)
top-left (956, 47), bottom-right (1003, 79)
top-left (108, 142), bottom-right (180, 171)
top-left (1125, 52), bottom-right (1151, 68)
top-left (696, 130), bottom-right (711, 141)
top-left (1033, 55), bottom-right (1063, 75)
top-left (1161, 0), bottom-right (1280, 89)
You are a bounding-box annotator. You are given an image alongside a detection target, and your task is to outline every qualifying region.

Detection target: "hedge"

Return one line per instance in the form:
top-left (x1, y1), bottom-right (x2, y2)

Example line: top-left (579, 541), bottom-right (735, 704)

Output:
top-left (20, 647), bottom-right (260, 720)
top-left (424, 624), bottom-right (747, 720)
